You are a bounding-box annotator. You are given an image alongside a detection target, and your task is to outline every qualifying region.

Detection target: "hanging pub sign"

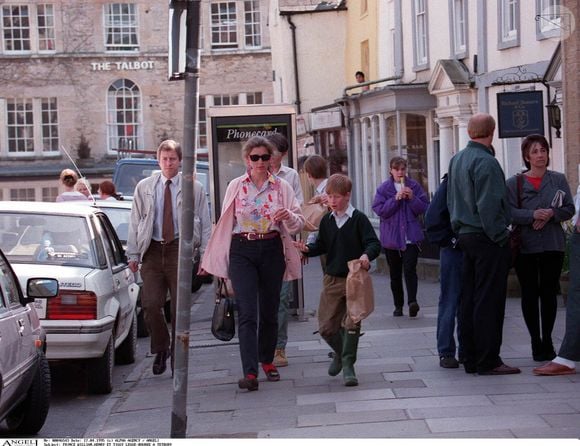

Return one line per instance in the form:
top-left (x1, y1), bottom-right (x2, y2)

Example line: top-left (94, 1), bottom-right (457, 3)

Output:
top-left (497, 91), bottom-right (545, 138)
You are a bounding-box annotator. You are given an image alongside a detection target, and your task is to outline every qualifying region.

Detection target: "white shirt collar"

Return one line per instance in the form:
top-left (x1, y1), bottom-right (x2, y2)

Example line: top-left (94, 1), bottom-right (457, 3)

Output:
top-left (332, 203), bottom-right (354, 220)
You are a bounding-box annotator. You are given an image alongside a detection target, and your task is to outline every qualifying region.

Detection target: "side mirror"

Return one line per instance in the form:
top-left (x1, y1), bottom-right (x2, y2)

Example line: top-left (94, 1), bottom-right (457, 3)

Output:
top-left (26, 278), bottom-right (59, 299)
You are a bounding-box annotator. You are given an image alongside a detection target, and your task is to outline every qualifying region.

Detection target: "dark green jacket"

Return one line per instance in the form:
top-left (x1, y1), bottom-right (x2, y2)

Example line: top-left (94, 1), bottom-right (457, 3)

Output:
top-left (306, 209), bottom-right (381, 277)
top-left (447, 141), bottom-right (511, 246)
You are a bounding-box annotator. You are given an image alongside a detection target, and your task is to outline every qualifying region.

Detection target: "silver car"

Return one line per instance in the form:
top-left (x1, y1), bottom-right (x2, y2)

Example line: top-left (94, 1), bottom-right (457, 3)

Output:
top-left (0, 201), bottom-right (139, 394)
top-left (0, 247), bottom-right (58, 434)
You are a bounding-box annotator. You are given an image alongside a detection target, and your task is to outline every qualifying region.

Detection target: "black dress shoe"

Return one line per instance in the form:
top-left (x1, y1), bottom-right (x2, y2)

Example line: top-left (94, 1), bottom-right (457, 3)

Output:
top-left (478, 363), bottom-right (521, 375)
top-left (238, 374), bottom-right (259, 391)
top-left (393, 307), bottom-right (403, 317)
top-left (409, 302), bottom-right (420, 318)
top-left (152, 350), bottom-right (169, 375)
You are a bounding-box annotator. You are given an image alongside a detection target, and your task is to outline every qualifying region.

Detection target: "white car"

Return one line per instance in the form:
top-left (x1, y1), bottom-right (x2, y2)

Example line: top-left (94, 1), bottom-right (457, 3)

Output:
top-left (0, 201), bottom-right (139, 394)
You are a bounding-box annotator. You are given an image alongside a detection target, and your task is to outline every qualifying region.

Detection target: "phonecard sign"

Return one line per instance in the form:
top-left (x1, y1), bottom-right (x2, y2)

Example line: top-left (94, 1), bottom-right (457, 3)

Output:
top-left (497, 91), bottom-right (545, 138)
top-left (207, 105), bottom-right (296, 221)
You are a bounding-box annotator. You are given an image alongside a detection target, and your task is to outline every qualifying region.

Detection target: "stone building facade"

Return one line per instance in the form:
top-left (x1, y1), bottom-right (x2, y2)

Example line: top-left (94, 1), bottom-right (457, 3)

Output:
top-left (0, 0), bottom-right (273, 201)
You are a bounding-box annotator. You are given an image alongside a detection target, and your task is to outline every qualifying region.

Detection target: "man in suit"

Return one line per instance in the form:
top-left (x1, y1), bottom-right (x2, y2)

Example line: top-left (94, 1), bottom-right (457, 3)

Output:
top-left (127, 139), bottom-right (211, 375)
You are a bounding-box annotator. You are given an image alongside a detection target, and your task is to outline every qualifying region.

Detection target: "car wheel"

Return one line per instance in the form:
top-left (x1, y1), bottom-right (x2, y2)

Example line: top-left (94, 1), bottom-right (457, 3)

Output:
top-left (88, 335), bottom-right (114, 394)
top-left (5, 352), bottom-right (51, 435)
top-left (116, 310), bottom-right (137, 365)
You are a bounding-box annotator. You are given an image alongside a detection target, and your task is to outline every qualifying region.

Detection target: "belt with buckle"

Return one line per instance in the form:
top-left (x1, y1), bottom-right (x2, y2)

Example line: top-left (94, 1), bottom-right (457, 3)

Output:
top-left (234, 231), bottom-right (280, 241)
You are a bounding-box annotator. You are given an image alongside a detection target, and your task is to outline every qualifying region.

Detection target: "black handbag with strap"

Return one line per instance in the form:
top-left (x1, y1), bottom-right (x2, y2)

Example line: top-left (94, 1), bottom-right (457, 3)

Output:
top-left (211, 278), bottom-right (235, 341)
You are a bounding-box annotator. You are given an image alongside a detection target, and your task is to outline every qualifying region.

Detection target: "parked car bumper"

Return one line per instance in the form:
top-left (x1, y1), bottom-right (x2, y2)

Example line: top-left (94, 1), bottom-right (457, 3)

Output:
top-left (41, 316), bottom-right (115, 359)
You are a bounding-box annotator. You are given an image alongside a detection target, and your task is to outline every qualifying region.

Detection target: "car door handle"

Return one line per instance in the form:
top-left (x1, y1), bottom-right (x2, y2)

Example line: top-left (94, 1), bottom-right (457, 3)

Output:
top-left (18, 319), bottom-right (25, 335)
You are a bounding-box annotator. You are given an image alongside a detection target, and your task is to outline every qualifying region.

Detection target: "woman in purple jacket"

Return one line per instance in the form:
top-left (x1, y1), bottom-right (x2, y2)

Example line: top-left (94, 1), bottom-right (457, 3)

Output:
top-left (372, 157), bottom-right (429, 317)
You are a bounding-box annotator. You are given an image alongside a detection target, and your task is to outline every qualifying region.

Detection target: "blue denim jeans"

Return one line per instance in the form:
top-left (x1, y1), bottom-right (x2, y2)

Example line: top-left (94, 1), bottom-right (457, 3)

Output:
top-left (228, 236), bottom-right (286, 377)
top-left (437, 246), bottom-right (463, 358)
top-left (276, 281), bottom-right (293, 349)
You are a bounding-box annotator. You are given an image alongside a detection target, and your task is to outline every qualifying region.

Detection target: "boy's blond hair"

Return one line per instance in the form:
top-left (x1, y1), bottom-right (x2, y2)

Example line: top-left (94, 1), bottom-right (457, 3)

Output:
top-left (325, 173), bottom-right (352, 195)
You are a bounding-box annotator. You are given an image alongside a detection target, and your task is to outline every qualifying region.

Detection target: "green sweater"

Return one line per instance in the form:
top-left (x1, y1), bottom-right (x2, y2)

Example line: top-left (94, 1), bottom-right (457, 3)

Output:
top-left (306, 209), bottom-right (381, 277)
top-left (447, 141), bottom-right (511, 245)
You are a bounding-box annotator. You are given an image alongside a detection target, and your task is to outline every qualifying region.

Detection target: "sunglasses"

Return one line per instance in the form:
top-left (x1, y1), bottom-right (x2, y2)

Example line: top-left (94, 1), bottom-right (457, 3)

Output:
top-left (249, 154), bottom-right (271, 162)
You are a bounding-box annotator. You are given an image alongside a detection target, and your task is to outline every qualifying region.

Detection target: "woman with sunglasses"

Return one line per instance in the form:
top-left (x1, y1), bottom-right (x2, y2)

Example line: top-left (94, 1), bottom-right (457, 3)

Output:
top-left (201, 136), bottom-right (305, 391)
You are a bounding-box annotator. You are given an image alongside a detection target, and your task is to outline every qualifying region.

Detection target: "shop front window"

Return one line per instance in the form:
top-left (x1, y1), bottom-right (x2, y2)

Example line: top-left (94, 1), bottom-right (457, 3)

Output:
top-left (404, 114), bottom-right (429, 195)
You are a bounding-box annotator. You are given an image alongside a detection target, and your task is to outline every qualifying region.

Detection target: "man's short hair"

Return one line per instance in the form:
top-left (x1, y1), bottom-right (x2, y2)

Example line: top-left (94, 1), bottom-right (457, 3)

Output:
top-left (326, 173), bottom-right (352, 195)
top-left (157, 139), bottom-right (182, 161)
top-left (304, 155), bottom-right (328, 179)
top-left (467, 114), bottom-right (496, 139)
top-left (267, 133), bottom-right (289, 153)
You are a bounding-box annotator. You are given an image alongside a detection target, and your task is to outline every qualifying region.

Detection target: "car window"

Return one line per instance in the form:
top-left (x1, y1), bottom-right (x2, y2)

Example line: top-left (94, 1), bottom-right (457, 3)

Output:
top-left (0, 254), bottom-right (22, 307)
top-left (0, 212), bottom-right (97, 267)
top-left (89, 217), bottom-right (108, 267)
top-left (97, 214), bottom-right (126, 267)
top-left (99, 207), bottom-right (130, 244)
top-left (115, 163), bottom-right (158, 196)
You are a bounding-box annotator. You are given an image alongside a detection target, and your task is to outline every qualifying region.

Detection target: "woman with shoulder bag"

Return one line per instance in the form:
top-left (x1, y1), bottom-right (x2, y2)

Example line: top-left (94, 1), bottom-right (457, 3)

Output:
top-left (200, 136), bottom-right (304, 392)
top-left (506, 134), bottom-right (575, 361)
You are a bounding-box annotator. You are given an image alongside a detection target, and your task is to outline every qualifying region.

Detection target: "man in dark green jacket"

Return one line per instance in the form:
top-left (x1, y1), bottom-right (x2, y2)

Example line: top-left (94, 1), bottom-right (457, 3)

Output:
top-left (447, 113), bottom-right (520, 376)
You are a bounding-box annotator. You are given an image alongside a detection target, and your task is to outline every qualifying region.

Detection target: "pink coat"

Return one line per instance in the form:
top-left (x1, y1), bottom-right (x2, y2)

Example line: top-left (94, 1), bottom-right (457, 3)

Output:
top-left (201, 175), bottom-right (305, 281)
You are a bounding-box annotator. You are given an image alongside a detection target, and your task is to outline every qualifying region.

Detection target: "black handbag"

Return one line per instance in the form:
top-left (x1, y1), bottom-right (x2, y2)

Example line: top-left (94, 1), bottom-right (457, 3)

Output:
top-left (211, 278), bottom-right (235, 341)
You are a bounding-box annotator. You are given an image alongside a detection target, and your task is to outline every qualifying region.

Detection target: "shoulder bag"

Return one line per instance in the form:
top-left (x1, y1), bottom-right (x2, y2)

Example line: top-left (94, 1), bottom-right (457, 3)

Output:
top-left (211, 278), bottom-right (235, 341)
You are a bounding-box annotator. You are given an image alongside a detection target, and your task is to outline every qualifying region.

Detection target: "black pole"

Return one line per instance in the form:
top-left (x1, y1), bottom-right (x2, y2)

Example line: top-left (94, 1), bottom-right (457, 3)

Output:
top-left (286, 15), bottom-right (301, 114)
top-left (171, 0), bottom-right (200, 438)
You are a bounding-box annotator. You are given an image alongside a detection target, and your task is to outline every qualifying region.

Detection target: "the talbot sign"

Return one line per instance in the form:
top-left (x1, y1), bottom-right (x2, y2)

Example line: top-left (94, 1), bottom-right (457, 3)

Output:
top-left (90, 60), bottom-right (155, 71)
top-left (497, 91), bottom-right (544, 138)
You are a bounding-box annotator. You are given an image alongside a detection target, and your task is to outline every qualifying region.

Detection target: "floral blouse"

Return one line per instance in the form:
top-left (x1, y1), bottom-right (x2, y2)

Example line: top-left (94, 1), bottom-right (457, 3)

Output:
top-left (233, 172), bottom-right (283, 234)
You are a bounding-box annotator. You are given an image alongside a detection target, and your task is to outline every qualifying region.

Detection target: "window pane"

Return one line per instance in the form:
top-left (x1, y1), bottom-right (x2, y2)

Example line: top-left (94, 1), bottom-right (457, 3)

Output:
top-left (107, 79), bottom-right (142, 152)
top-left (104, 3), bottom-right (139, 51)
top-left (41, 98), bottom-right (59, 152)
top-left (10, 188), bottom-right (35, 201)
top-left (244, 0), bottom-right (261, 48)
top-left (414, 0), bottom-right (427, 65)
top-left (6, 99), bottom-right (34, 153)
top-left (211, 2), bottom-right (237, 49)
top-left (2, 5), bottom-right (31, 52)
top-left (42, 187), bottom-right (59, 202)
top-left (37, 4), bottom-right (55, 51)
top-left (198, 96), bottom-right (207, 148)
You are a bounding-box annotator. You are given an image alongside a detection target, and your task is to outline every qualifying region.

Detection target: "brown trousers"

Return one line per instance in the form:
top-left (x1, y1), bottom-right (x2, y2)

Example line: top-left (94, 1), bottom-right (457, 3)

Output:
top-left (318, 274), bottom-right (356, 338)
top-left (140, 240), bottom-right (178, 354)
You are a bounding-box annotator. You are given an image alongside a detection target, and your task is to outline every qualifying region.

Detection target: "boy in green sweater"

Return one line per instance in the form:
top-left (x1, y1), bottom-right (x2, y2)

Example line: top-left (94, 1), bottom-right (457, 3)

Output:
top-left (295, 174), bottom-right (381, 386)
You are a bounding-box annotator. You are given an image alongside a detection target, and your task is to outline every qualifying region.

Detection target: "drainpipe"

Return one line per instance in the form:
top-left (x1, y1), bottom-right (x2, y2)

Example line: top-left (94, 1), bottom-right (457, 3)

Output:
top-left (286, 15), bottom-right (301, 114)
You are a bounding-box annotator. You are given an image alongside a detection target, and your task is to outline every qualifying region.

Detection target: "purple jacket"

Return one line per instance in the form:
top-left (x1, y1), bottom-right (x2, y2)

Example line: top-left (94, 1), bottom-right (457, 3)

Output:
top-left (372, 177), bottom-right (429, 250)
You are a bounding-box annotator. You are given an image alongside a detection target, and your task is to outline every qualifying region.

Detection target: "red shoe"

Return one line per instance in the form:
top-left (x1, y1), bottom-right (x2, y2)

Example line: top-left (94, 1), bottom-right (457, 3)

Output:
top-left (261, 363), bottom-right (280, 382)
top-left (533, 362), bottom-right (576, 376)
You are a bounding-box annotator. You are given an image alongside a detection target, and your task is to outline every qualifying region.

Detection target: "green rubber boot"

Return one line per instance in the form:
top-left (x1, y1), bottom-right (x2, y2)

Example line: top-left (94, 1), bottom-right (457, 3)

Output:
top-left (323, 330), bottom-right (343, 376)
top-left (342, 327), bottom-right (360, 387)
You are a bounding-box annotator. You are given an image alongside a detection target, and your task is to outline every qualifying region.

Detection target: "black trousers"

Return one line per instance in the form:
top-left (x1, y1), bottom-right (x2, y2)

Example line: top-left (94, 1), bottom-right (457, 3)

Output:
top-left (458, 233), bottom-right (510, 372)
top-left (515, 251), bottom-right (564, 347)
top-left (228, 236), bottom-right (286, 377)
top-left (385, 244), bottom-right (419, 308)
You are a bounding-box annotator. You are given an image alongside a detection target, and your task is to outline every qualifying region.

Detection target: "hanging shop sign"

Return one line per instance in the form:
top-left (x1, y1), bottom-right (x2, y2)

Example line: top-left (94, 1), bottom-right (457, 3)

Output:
top-left (497, 91), bottom-right (544, 138)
